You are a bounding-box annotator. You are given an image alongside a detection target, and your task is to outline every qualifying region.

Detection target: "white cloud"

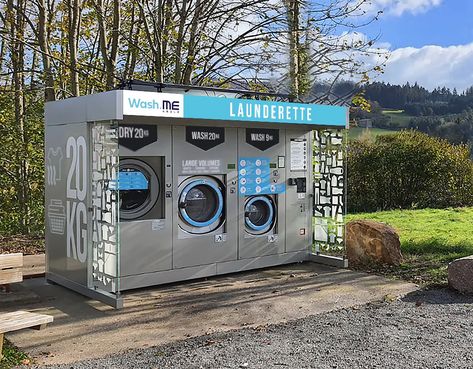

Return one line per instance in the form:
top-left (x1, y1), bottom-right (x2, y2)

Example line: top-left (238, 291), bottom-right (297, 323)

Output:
top-left (361, 0), bottom-right (442, 16)
top-left (372, 43), bottom-right (473, 91)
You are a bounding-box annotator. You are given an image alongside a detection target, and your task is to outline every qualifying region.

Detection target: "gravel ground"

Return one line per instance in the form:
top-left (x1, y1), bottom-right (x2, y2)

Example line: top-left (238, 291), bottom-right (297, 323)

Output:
top-left (31, 288), bottom-right (473, 369)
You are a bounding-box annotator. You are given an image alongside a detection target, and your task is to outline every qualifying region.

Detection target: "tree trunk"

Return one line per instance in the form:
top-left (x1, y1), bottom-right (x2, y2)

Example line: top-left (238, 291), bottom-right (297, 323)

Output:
top-left (68, 0), bottom-right (81, 96)
top-left (96, 0), bottom-right (120, 89)
top-left (7, 0), bottom-right (29, 232)
top-left (37, 0), bottom-right (55, 101)
top-left (182, 0), bottom-right (202, 84)
top-left (285, 0), bottom-right (300, 100)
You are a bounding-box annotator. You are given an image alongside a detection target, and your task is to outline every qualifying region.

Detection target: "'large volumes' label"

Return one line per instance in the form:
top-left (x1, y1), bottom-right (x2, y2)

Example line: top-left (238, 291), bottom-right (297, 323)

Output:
top-left (246, 128), bottom-right (279, 151)
top-left (186, 126), bottom-right (225, 151)
top-left (118, 124), bottom-right (157, 151)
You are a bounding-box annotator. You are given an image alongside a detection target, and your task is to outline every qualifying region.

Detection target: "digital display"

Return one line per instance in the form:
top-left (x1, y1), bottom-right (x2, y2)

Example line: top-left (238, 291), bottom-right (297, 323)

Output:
top-left (118, 170), bottom-right (149, 190)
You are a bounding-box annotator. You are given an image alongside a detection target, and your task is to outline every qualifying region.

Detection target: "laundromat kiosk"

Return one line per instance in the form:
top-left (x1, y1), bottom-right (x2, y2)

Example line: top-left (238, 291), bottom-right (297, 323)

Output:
top-left (44, 84), bottom-right (348, 308)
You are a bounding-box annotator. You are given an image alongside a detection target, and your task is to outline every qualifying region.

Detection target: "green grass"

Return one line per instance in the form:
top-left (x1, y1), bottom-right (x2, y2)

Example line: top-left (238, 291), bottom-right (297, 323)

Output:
top-left (0, 339), bottom-right (31, 369)
top-left (346, 207), bottom-right (473, 285)
top-left (348, 127), bottom-right (397, 140)
top-left (382, 110), bottom-right (414, 128)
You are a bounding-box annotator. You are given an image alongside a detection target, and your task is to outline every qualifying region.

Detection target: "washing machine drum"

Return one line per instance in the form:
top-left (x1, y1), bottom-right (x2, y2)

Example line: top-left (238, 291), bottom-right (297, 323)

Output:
top-left (178, 177), bottom-right (224, 234)
top-left (245, 195), bottom-right (276, 235)
top-left (119, 159), bottom-right (159, 220)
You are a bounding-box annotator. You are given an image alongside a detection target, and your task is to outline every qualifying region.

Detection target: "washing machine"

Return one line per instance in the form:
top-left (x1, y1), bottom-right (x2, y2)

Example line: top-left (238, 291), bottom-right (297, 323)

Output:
top-left (244, 194), bottom-right (277, 236)
top-left (118, 123), bottom-right (173, 277)
top-left (237, 127), bottom-right (286, 259)
top-left (172, 125), bottom-right (238, 268)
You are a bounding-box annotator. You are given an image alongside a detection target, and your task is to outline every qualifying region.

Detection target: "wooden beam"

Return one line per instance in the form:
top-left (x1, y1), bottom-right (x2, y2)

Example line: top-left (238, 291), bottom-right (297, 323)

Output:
top-left (0, 253), bottom-right (23, 284)
top-left (0, 333), bottom-right (4, 360)
top-left (0, 253), bottom-right (23, 269)
top-left (0, 268), bottom-right (22, 285)
top-left (0, 311), bottom-right (53, 334)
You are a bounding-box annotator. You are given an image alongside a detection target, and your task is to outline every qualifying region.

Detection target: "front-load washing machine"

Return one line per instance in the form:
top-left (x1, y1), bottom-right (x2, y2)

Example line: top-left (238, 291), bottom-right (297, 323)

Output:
top-left (172, 125), bottom-right (238, 269)
top-left (237, 127), bottom-right (286, 259)
top-left (178, 175), bottom-right (225, 235)
top-left (118, 123), bottom-right (173, 278)
top-left (244, 195), bottom-right (277, 236)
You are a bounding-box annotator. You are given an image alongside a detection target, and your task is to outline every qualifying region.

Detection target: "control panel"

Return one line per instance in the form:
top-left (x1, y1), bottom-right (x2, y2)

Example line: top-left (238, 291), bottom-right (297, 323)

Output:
top-left (238, 157), bottom-right (285, 196)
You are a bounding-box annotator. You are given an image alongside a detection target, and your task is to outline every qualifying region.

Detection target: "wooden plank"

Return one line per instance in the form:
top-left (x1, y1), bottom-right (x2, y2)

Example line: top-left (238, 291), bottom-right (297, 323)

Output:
top-left (0, 311), bottom-right (53, 334)
top-left (0, 268), bottom-right (22, 284)
top-left (0, 333), bottom-right (3, 360)
top-left (22, 254), bottom-right (45, 278)
top-left (0, 253), bottom-right (23, 269)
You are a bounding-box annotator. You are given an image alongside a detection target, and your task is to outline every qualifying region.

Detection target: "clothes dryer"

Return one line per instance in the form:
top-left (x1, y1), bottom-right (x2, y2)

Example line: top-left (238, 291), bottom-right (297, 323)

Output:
top-left (118, 123), bottom-right (173, 277)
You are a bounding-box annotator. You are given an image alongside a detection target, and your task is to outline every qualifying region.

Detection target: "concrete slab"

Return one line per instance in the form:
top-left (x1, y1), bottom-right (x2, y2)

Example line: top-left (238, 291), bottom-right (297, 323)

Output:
top-left (0, 283), bottom-right (40, 306)
top-left (1, 262), bottom-right (418, 366)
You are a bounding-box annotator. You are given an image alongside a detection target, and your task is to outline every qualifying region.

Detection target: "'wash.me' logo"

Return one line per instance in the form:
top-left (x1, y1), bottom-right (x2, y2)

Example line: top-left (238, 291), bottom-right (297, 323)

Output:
top-left (128, 98), bottom-right (180, 112)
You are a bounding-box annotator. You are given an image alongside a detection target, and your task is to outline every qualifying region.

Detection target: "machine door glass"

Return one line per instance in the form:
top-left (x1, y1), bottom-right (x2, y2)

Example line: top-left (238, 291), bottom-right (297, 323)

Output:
top-left (245, 195), bottom-right (275, 234)
top-left (179, 178), bottom-right (223, 229)
top-left (119, 159), bottom-right (159, 220)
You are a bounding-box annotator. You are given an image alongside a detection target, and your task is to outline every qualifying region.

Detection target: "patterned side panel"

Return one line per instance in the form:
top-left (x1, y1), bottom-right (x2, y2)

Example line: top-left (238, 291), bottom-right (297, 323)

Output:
top-left (313, 130), bottom-right (345, 255)
top-left (90, 122), bottom-right (120, 293)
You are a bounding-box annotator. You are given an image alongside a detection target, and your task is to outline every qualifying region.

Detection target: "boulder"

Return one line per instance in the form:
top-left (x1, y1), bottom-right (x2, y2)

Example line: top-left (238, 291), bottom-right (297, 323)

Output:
top-left (346, 220), bottom-right (402, 266)
top-left (448, 256), bottom-right (473, 294)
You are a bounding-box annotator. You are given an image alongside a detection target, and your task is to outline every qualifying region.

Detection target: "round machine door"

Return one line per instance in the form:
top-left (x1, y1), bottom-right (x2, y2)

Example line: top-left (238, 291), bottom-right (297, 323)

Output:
top-left (178, 176), bottom-right (224, 234)
top-left (119, 159), bottom-right (159, 220)
top-left (244, 195), bottom-right (276, 235)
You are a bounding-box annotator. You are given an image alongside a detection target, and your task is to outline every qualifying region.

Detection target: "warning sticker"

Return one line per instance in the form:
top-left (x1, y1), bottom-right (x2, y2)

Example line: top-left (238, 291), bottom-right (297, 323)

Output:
top-left (290, 139), bottom-right (307, 171)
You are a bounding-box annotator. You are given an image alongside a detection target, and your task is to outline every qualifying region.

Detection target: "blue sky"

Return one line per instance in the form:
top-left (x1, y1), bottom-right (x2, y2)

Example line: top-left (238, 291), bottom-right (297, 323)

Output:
top-left (364, 0), bottom-right (473, 49)
top-left (356, 0), bottom-right (473, 91)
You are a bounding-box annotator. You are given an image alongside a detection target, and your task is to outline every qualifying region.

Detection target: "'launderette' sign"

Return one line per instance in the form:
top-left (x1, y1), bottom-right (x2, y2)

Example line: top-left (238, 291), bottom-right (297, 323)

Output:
top-left (121, 90), bottom-right (348, 127)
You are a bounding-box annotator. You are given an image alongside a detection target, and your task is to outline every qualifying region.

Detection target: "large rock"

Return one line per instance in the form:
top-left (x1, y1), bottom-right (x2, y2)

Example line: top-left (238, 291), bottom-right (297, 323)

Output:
top-left (448, 256), bottom-right (473, 294)
top-left (346, 220), bottom-right (402, 266)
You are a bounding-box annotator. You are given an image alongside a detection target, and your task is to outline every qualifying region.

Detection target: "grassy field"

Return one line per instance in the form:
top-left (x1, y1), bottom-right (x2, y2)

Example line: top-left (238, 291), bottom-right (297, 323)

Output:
top-left (347, 207), bottom-right (473, 285)
top-left (382, 109), bottom-right (414, 128)
top-left (348, 127), bottom-right (397, 140)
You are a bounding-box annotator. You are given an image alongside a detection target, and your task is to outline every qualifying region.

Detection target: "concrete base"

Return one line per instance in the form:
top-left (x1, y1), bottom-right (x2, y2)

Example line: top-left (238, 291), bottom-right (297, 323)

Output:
top-left (2, 262), bottom-right (418, 366)
top-left (121, 251), bottom-right (307, 290)
top-left (309, 253), bottom-right (348, 268)
top-left (0, 283), bottom-right (40, 307)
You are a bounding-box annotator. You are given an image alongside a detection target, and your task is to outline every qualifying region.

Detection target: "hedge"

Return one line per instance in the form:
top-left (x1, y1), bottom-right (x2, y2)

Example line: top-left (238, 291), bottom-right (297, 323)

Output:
top-left (347, 130), bottom-right (473, 212)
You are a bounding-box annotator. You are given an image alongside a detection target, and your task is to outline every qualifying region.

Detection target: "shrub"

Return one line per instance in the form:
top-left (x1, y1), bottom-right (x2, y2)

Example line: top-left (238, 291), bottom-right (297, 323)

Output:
top-left (348, 130), bottom-right (473, 212)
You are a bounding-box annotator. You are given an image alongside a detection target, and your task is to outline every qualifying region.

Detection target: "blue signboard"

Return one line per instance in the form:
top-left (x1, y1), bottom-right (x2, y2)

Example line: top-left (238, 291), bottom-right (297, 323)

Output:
top-left (184, 95), bottom-right (347, 127)
top-left (238, 157), bottom-right (285, 196)
top-left (121, 90), bottom-right (348, 127)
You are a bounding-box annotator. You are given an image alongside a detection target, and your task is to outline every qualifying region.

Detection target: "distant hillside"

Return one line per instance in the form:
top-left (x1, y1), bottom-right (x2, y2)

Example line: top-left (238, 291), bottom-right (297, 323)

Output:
top-left (344, 81), bottom-right (473, 149)
top-left (364, 82), bottom-right (473, 116)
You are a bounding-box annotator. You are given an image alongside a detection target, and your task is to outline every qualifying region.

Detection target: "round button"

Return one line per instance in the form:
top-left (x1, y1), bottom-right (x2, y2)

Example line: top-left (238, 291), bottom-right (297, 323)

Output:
top-left (240, 178), bottom-right (247, 185)
top-left (255, 159), bottom-right (261, 166)
top-left (255, 177), bottom-right (262, 184)
top-left (240, 187), bottom-right (246, 194)
top-left (240, 159), bottom-right (246, 167)
top-left (255, 168), bottom-right (262, 175)
top-left (255, 186), bottom-right (261, 193)
top-left (270, 185), bottom-right (276, 192)
top-left (240, 168), bottom-right (246, 176)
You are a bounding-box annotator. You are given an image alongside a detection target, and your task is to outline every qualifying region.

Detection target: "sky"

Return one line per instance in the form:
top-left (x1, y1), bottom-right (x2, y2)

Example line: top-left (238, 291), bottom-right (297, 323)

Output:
top-left (357, 0), bottom-right (473, 91)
